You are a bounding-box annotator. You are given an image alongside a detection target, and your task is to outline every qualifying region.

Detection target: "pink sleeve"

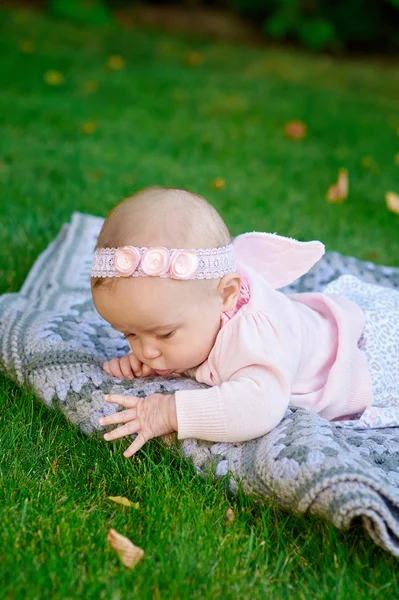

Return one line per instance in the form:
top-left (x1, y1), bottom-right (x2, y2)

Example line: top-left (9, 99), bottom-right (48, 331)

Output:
top-left (175, 312), bottom-right (300, 442)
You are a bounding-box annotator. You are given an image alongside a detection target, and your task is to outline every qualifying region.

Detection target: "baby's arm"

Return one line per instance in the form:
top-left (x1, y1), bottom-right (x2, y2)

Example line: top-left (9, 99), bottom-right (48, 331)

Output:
top-left (176, 367), bottom-right (291, 442)
top-left (103, 352), bottom-right (155, 379)
top-left (176, 311), bottom-right (299, 442)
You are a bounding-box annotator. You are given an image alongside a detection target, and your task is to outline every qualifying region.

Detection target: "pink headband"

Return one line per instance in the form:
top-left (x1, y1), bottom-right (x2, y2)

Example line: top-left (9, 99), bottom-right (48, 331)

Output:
top-left (91, 244), bottom-right (236, 280)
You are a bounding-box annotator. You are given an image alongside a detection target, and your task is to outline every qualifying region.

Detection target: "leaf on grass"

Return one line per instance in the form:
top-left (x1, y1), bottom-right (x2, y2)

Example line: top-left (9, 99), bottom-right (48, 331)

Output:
top-left (107, 528), bottom-right (144, 568)
top-left (211, 178), bottom-right (226, 190)
top-left (284, 120), bottom-right (307, 140)
top-left (87, 170), bottom-right (103, 181)
top-left (81, 122), bottom-right (96, 134)
top-left (360, 156), bottom-right (380, 173)
top-left (326, 169), bottom-right (348, 203)
top-left (225, 508), bottom-right (235, 523)
top-left (18, 40), bottom-right (35, 53)
top-left (361, 156), bottom-right (373, 169)
top-left (83, 81), bottom-right (98, 94)
top-left (107, 496), bottom-right (139, 508)
top-left (185, 52), bottom-right (204, 67)
top-left (44, 71), bottom-right (64, 86)
top-left (394, 153), bottom-right (399, 166)
top-left (385, 192), bottom-right (399, 215)
top-left (106, 55), bottom-right (125, 70)
top-left (171, 89), bottom-right (186, 102)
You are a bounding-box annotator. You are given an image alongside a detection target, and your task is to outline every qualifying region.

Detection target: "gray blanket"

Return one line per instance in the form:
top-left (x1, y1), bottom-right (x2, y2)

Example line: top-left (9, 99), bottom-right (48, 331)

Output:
top-left (2, 212), bottom-right (399, 557)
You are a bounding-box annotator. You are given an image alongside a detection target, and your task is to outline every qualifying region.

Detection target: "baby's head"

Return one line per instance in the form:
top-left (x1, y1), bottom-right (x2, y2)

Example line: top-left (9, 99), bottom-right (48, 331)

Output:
top-left (91, 187), bottom-right (241, 373)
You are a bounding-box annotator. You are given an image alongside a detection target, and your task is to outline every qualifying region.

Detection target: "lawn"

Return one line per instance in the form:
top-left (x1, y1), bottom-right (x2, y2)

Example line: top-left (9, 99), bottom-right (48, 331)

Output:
top-left (1, 6), bottom-right (399, 599)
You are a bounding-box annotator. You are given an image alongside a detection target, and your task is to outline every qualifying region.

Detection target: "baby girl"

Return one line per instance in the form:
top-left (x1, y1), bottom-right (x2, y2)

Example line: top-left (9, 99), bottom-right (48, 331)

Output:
top-left (91, 186), bottom-right (399, 457)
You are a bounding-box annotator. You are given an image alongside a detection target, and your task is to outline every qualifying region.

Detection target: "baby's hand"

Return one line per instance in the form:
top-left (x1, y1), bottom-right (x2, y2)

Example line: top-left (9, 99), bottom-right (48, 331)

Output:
top-left (103, 353), bottom-right (155, 379)
top-left (99, 393), bottom-right (178, 456)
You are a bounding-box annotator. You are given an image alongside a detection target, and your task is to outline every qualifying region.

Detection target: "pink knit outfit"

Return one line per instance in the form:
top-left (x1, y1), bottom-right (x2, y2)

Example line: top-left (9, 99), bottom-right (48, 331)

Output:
top-left (175, 232), bottom-right (372, 443)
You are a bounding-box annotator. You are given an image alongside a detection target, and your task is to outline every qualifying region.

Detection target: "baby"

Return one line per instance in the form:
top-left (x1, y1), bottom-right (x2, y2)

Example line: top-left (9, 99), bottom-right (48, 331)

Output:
top-left (92, 186), bottom-right (399, 457)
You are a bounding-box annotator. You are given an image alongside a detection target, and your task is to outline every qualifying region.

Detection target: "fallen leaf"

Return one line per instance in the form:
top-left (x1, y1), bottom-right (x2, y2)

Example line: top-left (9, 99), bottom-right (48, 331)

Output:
top-left (87, 170), bottom-right (103, 181)
top-left (326, 169), bottom-right (348, 203)
top-left (83, 81), bottom-right (98, 93)
top-left (171, 89), bottom-right (186, 102)
top-left (361, 156), bottom-right (373, 169)
top-left (116, 14), bottom-right (135, 30)
top-left (107, 496), bottom-right (139, 508)
top-left (360, 156), bottom-right (380, 173)
top-left (284, 120), bottom-right (307, 140)
top-left (211, 178), bottom-right (226, 190)
top-left (225, 508), bottom-right (235, 523)
top-left (107, 528), bottom-right (144, 568)
top-left (44, 70), bottom-right (64, 86)
top-left (385, 191), bottom-right (399, 215)
top-left (394, 153), bottom-right (399, 166)
top-left (18, 39), bottom-right (35, 53)
top-left (185, 51), bottom-right (204, 66)
top-left (106, 55), bottom-right (125, 70)
top-left (81, 122), bottom-right (96, 134)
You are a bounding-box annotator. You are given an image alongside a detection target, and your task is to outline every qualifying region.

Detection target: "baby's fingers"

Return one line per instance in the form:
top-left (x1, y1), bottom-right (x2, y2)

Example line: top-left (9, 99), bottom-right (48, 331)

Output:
top-left (103, 419), bottom-right (139, 441)
top-left (124, 432), bottom-right (149, 457)
top-left (99, 408), bottom-right (136, 427)
top-left (105, 394), bottom-right (139, 408)
top-left (141, 364), bottom-right (155, 377)
top-left (127, 353), bottom-right (145, 377)
top-left (103, 358), bottom-right (124, 379)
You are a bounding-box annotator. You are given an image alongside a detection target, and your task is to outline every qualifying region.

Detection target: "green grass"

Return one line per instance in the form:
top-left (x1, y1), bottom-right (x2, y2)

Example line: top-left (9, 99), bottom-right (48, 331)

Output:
top-left (1, 7), bottom-right (399, 598)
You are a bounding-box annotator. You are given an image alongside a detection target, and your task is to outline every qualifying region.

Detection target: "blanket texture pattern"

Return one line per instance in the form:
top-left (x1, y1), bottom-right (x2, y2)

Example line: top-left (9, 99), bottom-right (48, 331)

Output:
top-left (2, 213), bottom-right (399, 557)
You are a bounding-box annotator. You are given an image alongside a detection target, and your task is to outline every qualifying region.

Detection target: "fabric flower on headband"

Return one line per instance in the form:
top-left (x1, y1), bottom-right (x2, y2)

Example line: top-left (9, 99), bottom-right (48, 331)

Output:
top-left (170, 249), bottom-right (199, 280)
top-left (113, 246), bottom-right (140, 276)
top-left (141, 246), bottom-right (170, 276)
top-left (113, 246), bottom-right (199, 279)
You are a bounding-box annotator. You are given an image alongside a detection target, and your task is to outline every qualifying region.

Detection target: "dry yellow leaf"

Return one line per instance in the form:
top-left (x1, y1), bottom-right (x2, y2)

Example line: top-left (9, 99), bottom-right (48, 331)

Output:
top-left (171, 89), bottom-right (185, 102)
top-left (211, 178), bottom-right (226, 190)
top-left (225, 508), bottom-right (235, 523)
top-left (185, 51), bottom-right (204, 66)
top-left (19, 39), bottom-right (35, 53)
top-left (394, 153), bottom-right (399, 166)
top-left (106, 55), bottom-right (125, 70)
top-left (83, 81), bottom-right (98, 93)
top-left (361, 156), bottom-right (373, 169)
top-left (107, 496), bottom-right (138, 508)
top-left (284, 120), bottom-right (307, 140)
top-left (81, 122), bottom-right (96, 135)
top-left (326, 169), bottom-right (348, 203)
top-left (44, 70), bottom-right (64, 86)
top-left (107, 528), bottom-right (144, 568)
top-left (87, 170), bottom-right (103, 181)
top-left (385, 191), bottom-right (399, 215)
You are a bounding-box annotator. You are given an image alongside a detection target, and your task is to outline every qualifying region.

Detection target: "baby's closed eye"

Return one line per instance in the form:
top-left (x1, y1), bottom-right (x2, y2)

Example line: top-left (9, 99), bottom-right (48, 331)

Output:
top-left (157, 331), bottom-right (175, 340)
top-left (124, 331), bottom-right (176, 340)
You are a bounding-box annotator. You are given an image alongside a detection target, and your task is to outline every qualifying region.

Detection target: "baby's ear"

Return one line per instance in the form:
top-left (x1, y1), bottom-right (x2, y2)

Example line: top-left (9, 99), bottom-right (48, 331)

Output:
top-left (218, 273), bottom-right (242, 312)
top-left (233, 232), bottom-right (325, 289)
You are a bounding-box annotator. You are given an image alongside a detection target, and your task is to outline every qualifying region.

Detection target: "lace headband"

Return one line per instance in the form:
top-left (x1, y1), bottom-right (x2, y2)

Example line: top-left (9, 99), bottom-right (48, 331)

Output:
top-left (91, 244), bottom-right (237, 280)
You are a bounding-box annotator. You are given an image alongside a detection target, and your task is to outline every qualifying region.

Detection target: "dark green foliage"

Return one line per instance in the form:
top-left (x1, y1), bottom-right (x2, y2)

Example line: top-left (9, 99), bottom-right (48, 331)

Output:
top-left (231, 0), bottom-right (399, 51)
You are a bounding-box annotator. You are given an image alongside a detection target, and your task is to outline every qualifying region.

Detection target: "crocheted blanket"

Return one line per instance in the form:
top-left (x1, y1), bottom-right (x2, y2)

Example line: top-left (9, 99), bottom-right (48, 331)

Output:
top-left (2, 212), bottom-right (399, 557)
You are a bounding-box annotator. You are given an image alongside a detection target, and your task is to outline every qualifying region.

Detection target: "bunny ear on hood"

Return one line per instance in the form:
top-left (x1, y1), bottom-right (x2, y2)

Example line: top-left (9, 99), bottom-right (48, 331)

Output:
top-left (233, 232), bottom-right (325, 289)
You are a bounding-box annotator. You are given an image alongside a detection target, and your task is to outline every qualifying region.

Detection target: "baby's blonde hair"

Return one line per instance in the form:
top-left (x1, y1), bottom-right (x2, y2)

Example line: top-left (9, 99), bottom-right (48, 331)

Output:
top-left (92, 186), bottom-right (232, 290)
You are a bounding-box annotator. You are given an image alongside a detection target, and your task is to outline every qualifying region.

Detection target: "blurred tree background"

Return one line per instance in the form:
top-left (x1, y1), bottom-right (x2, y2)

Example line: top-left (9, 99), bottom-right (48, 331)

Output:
top-left (49, 0), bottom-right (399, 52)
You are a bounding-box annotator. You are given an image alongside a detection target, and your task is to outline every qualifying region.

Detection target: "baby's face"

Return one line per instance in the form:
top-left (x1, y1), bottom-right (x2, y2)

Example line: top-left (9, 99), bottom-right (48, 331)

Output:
top-left (92, 276), bottom-right (223, 374)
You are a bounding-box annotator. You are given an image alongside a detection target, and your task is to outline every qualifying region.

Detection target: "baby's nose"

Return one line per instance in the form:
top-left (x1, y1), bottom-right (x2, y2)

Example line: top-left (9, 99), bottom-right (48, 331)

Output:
top-left (141, 342), bottom-right (161, 360)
